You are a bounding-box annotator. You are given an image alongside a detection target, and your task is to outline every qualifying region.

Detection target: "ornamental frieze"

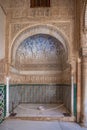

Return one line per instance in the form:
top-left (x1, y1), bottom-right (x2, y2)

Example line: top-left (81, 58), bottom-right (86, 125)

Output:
top-left (10, 21), bottom-right (72, 43)
top-left (9, 68), bottom-right (70, 84)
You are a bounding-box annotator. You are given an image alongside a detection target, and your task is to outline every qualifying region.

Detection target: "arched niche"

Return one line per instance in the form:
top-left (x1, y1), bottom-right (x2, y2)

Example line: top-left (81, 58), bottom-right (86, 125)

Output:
top-left (10, 24), bottom-right (70, 75)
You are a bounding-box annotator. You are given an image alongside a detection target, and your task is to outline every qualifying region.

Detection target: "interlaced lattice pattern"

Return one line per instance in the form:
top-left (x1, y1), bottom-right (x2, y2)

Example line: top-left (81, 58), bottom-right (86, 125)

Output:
top-left (0, 85), bottom-right (6, 123)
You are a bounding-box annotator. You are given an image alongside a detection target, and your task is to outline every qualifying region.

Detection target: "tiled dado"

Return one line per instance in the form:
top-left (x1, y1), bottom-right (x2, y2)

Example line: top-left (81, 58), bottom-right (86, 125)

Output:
top-left (0, 85), bottom-right (6, 123)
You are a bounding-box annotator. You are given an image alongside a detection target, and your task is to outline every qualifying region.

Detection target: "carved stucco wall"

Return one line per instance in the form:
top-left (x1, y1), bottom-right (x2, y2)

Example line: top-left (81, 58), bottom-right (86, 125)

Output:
top-left (0, 0), bottom-right (77, 84)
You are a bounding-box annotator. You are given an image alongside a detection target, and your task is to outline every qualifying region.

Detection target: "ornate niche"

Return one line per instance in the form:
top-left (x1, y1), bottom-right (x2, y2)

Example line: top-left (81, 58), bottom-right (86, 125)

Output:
top-left (9, 24), bottom-right (70, 84)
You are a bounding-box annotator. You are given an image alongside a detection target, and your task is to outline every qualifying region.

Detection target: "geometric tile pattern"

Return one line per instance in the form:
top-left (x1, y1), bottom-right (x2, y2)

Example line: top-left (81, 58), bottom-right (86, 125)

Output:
top-left (0, 85), bottom-right (6, 123)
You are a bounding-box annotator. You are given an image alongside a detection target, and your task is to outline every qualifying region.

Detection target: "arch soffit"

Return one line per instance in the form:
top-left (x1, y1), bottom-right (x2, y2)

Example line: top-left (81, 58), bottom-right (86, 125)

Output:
top-left (10, 24), bottom-right (70, 64)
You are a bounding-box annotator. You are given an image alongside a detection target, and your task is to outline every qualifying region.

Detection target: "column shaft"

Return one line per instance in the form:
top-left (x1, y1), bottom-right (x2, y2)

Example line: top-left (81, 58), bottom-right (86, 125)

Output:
top-left (81, 57), bottom-right (87, 127)
top-left (77, 58), bottom-right (81, 122)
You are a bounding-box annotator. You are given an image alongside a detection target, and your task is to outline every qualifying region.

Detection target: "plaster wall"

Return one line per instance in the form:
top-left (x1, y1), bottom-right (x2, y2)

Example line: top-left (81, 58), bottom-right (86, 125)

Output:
top-left (0, 7), bottom-right (5, 59)
top-left (0, 7), bottom-right (6, 83)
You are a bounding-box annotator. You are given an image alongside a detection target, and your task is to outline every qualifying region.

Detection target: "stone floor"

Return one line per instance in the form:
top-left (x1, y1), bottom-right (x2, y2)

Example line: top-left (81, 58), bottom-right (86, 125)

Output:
top-left (13, 103), bottom-right (67, 117)
top-left (10, 103), bottom-right (75, 122)
top-left (0, 119), bottom-right (87, 130)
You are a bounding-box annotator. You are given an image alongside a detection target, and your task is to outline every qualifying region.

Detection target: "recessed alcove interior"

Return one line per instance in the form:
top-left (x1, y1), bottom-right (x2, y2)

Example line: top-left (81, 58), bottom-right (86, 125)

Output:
top-left (9, 33), bottom-right (72, 118)
top-left (15, 34), bottom-right (68, 71)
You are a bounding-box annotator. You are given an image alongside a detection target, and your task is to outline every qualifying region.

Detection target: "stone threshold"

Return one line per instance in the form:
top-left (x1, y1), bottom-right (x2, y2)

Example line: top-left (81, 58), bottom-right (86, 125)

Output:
top-left (7, 116), bottom-right (76, 122)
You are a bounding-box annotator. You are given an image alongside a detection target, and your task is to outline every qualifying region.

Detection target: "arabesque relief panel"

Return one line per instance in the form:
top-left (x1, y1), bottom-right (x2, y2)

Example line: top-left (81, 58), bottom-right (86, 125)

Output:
top-left (10, 21), bottom-right (73, 44)
top-left (9, 72), bottom-right (66, 84)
